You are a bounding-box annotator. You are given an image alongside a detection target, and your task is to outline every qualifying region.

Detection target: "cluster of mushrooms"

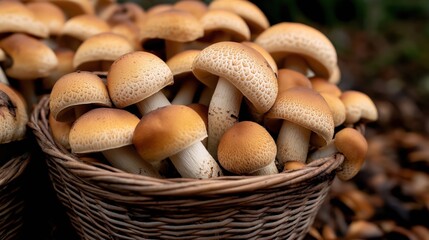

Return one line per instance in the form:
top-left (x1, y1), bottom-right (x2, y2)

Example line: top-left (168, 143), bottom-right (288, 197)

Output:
top-left (0, 0), bottom-right (378, 180)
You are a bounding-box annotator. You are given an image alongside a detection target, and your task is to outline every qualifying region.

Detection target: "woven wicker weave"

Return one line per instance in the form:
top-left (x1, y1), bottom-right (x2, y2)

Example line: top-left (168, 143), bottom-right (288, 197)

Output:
top-left (0, 152), bottom-right (30, 240)
top-left (29, 95), bottom-right (355, 240)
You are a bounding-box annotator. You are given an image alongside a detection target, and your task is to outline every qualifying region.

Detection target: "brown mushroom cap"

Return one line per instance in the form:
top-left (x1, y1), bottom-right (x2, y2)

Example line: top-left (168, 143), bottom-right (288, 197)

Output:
top-left (277, 69), bottom-right (312, 93)
top-left (50, 0), bottom-right (94, 18)
top-left (166, 49), bottom-right (201, 78)
top-left (218, 121), bottom-right (277, 175)
top-left (310, 76), bottom-right (342, 97)
top-left (59, 14), bottom-right (110, 45)
top-left (241, 41), bottom-right (278, 74)
top-left (48, 112), bottom-right (72, 149)
top-left (340, 90), bottom-right (378, 124)
top-left (42, 48), bottom-right (75, 91)
top-left (173, 0), bottom-right (208, 19)
top-left (26, 2), bottom-right (66, 36)
top-left (320, 92), bottom-right (346, 127)
top-left (254, 22), bottom-right (337, 79)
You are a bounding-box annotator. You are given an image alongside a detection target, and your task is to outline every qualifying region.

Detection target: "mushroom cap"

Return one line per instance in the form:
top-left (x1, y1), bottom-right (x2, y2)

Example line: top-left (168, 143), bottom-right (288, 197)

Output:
top-left (192, 41), bottom-right (278, 113)
top-left (69, 107), bottom-right (140, 154)
top-left (26, 1), bottom-right (66, 36)
top-left (50, 0), bottom-right (94, 18)
top-left (277, 69), bottom-right (312, 93)
top-left (241, 41), bottom-right (278, 74)
top-left (111, 21), bottom-right (142, 50)
top-left (107, 51), bottom-right (173, 108)
top-left (0, 1), bottom-right (49, 38)
top-left (140, 9), bottom-right (204, 44)
top-left (208, 0), bottom-right (269, 35)
top-left (340, 90), bottom-right (378, 124)
top-left (73, 32), bottom-right (135, 70)
top-left (320, 92), bottom-right (346, 127)
top-left (42, 48), bottom-right (75, 90)
top-left (132, 104), bottom-right (207, 163)
top-left (334, 127), bottom-right (368, 181)
top-left (173, 0), bottom-right (207, 19)
top-left (218, 121), bottom-right (277, 175)
top-left (254, 22), bottom-right (337, 79)
top-left (199, 9), bottom-right (250, 42)
top-left (50, 71), bottom-right (112, 122)
top-left (0, 33), bottom-right (58, 80)
top-left (48, 112), bottom-right (72, 149)
top-left (265, 86), bottom-right (334, 146)
top-left (166, 49), bottom-right (201, 79)
top-left (0, 83), bottom-right (28, 144)
top-left (60, 14), bottom-right (110, 42)
top-left (310, 77), bottom-right (342, 97)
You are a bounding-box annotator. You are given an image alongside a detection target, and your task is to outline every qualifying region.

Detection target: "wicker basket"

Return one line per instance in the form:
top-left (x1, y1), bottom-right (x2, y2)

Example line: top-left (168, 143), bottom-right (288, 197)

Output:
top-left (0, 150), bottom-right (30, 240)
top-left (29, 94), bottom-right (355, 240)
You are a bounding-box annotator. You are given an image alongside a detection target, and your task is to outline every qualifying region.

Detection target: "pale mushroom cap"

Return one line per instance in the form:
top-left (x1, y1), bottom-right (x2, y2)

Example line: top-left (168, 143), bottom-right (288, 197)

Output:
top-left (199, 9), bottom-right (250, 42)
top-left (60, 14), bottom-right (110, 42)
top-left (140, 9), bottom-right (204, 43)
top-left (334, 127), bottom-right (368, 180)
top-left (26, 2), bottom-right (66, 36)
top-left (208, 0), bottom-right (269, 35)
top-left (320, 92), bottom-right (346, 127)
top-left (173, 0), bottom-right (208, 19)
top-left (69, 107), bottom-right (140, 154)
top-left (0, 1), bottom-right (49, 38)
top-left (50, 0), bottom-right (95, 17)
top-left (132, 105), bottom-right (207, 163)
top-left (73, 32), bottom-right (135, 70)
top-left (166, 49), bottom-right (201, 78)
top-left (340, 90), bottom-right (378, 124)
top-left (218, 121), bottom-right (277, 175)
top-left (192, 41), bottom-right (278, 113)
top-left (107, 51), bottom-right (174, 108)
top-left (50, 71), bottom-right (112, 122)
top-left (254, 22), bottom-right (337, 79)
top-left (241, 41), bottom-right (278, 74)
top-left (0, 33), bottom-right (58, 80)
top-left (49, 112), bottom-right (72, 149)
top-left (0, 83), bottom-right (28, 143)
top-left (329, 64), bottom-right (341, 84)
top-left (277, 69), bottom-right (312, 93)
top-left (265, 87), bottom-right (334, 146)
top-left (310, 77), bottom-right (342, 97)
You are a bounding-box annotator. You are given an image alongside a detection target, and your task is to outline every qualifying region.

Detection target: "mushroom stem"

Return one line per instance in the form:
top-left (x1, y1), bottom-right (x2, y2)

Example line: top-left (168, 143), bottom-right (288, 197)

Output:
top-left (165, 40), bottom-right (184, 60)
top-left (102, 145), bottom-right (161, 178)
top-left (169, 141), bottom-right (223, 178)
top-left (307, 140), bottom-right (337, 163)
top-left (198, 86), bottom-right (214, 106)
top-left (250, 161), bottom-right (278, 176)
top-left (171, 78), bottom-right (199, 105)
top-left (18, 80), bottom-right (38, 109)
top-left (277, 120), bottom-right (311, 164)
top-left (136, 91), bottom-right (171, 115)
top-left (207, 77), bottom-right (243, 159)
top-left (0, 67), bottom-right (8, 85)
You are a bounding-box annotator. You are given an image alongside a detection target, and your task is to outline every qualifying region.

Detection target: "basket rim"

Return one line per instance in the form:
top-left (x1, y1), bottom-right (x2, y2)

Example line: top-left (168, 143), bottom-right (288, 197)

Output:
top-left (0, 152), bottom-right (30, 186)
top-left (28, 94), bottom-right (350, 196)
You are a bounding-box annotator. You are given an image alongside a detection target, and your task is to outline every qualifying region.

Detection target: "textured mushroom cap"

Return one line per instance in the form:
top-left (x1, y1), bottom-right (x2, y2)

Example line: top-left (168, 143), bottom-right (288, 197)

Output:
top-left (26, 2), bottom-right (66, 36)
top-left (73, 32), bottom-right (135, 70)
top-left (277, 69), bottom-right (312, 94)
top-left (107, 51), bottom-right (173, 108)
top-left (310, 77), bottom-right (342, 97)
top-left (199, 9), bottom-right (250, 42)
top-left (241, 41), bottom-right (278, 74)
top-left (50, 0), bottom-right (94, 17)
top-left (140, 9), bottom-right (204, 43)
top-left (132, 105), bottom-right (207, 163)
top-left (254, 22), bottom-right (337, 79)
top-left (60, 14), bottom-right (110, 42)
top-left (173, 0), bottom-right (207, 19)
top-left (0, 33), bottom-right (58, 80)
top-left (48, 112), bottom-right (72, 149)
top-left (340, 90), bottom-right (378, 124)
top-left (265, 87), bottom-right (334, 146)
top-left (334, 127), bottom-right (368, 181)
top-left (320, 92), bottom-right (346, 127)
top-left (0, 1), bottom-right (49, 38)
top-left (0, 83), bottom-right (28, 144)
top-left (192, 41), bottom-right (278, 113)
top-left (69, 108), bottom-right (139, 154)
top-left (218, 121), bottom-right (276, 175)
top-left (208, 0), bottom-right (269, 35)
top-left (50, 71), bottom-right (112, 122)
top-left (166, 49), bottom-right (201, 78)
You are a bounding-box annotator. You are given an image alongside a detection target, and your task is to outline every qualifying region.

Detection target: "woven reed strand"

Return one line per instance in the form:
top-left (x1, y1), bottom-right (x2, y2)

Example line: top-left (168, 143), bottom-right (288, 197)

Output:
top-left (28, 95), bottom-right (345, 240)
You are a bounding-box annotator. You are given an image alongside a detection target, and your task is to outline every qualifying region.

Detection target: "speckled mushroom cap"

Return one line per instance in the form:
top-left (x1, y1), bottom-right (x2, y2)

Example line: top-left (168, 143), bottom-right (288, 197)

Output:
top-left (199, 9), bottom-right (250, 42)
top-left (320, 92), bottom-right (346, 127)
top-left (265, 87), bottom-right (334, 146)
top-left (50, 0), bottom-right (94, 18)
top-left (26, 2), bottom-right (66, 36)
top-left (0, 33), bottom-right (58, 80)
top-left (73, 32), bottom-right (135, 70)
top-left (0, 1), bottom-right (49, 38)
top-left (50, 71), bottom-right (112, 122)
top-left (0, 83), bottom-right (28, 143)
top-left (60, 14), bottom-right (110, 42)
top-left (132, 104), bottom-right (207, 163)
top-left (208, 0), bottom-right (269, 35)
top-left (254, 22), bottom-right (337, 79)
top-left (340, 90), bottom-right (378, 124)
top-left (166, 49), bottom-right (200, 78)
top-left (140, 9), bottom-right (204, 44)
top-left (107, 51), bottom-right (173, 108)
top-left (192, 41), bottom-right (278, 113)
top-left (241, 41), bottom-right (278, 74)
top-left (218, 121), bottom-right (277, 175)
top-left (310, 77), bottom-right (342, 97)
top-left (69, 107), bottom-right (140, 154)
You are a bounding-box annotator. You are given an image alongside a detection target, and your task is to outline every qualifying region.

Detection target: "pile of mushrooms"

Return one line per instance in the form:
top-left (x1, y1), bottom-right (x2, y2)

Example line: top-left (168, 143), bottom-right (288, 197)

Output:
top-left (1, 0), bottom-right (379, 181)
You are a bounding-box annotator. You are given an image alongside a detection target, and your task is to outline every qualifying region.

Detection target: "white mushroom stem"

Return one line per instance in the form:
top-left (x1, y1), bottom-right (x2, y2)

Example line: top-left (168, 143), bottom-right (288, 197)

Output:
top-left (102, 145), bottom-right (161, 178)
top-left (307, 140), bottom-right (337, 163)
top-left (250, 161), bottom-right (279, 176)
top-left (207, 77), bottom-right (243, 159)
top-left (282, 55), bottom-right (308, 76)
top-left (198, 86), bottom-right (214, 106)
top-left (171, 78), bottom-right (199, 105)
top-left (276, 120), bottom-right (311, 164)
top-left (169, 141), bottom-right (223, 178)
top-left (136, 91), bottom-right (171, 115)
top-left (0, 67), bottom-right (8, 85)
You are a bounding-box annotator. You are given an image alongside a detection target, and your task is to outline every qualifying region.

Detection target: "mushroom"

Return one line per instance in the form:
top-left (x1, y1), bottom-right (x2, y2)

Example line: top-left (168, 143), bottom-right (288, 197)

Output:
top-left (265, 87), bottom-right (334, 164)
top-left (41, 48), bottom-right (75, 92)
top-left (310, 76), bottom-right (342, 97)
top-left (48, 112), bottom-right (72, 150)
top-left (187, 103), bottom-right (208, 147)
top-left (307, 127), bottom-right (368, 181)
top-left (111, 21), bottom-right (142, 51)
top-left (218, 121), bottom-right (278, 176)
top-left (69, 107), bottom-right (160, 177)
top-left (133, 104), bottom-right (223, 179)
top-left (241, 41), bottom-right (278, 75)
top-left (192, 41), bottom-right (278, 158)
top-left (98, 2), bottom-right (145, 26)
top-left (49, 0), bottom-right (94, 18)
top-left (0, 49), bottom-right (8, 85)
top-left (319, 92), bottom-right (346, 127)
top-left (49, 71), bottom-right (112, 122)
top-left (340, 90), bottom-right (378, 126)
top-left (107, 51), bottom-right (173, 115)
top-left (173, 0), bottom-right (208, 19)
